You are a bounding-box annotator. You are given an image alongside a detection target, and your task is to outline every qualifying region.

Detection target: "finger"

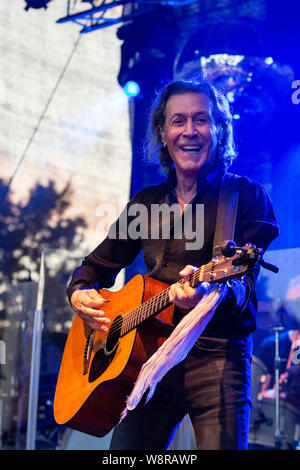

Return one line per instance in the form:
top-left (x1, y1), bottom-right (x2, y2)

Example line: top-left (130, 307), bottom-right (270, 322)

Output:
top-left (179, 265), bottom-right (198, 276)
top-left (87, 289), bottom-right (102, 298)
top-left (85, 291), bottom-right (108, 308)
top-left (86, 298), bottom-right (108, 310)
top-left (169, 282), bottom-right (181, 299)
top-left (87, 289), bottom-right (107, 303)
top-left (169, 283), bottom-right (178, 302)
top-left (82, 319), bottom-right (110, 332)
top-left (169, 282), bottom-right (192, 307)
top-left (77, 313), bottom-right (108, 325)
top-left (71, 290), bottom-right (103, 310)
top-left (173, 282), bottom-right (188, 301)
top-left (76, 293), bottom-right (107, 311)
top-left (182, 281), bottom-right (196, 298)
top-left (77, 305), bottom-right (110, 319)
top-left (77, 312), bottom-right (110, 331)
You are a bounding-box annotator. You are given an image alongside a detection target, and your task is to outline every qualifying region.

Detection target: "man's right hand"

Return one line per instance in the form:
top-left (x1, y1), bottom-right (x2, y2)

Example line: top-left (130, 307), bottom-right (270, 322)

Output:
top-left (70, 288), bottom-right (111, 332)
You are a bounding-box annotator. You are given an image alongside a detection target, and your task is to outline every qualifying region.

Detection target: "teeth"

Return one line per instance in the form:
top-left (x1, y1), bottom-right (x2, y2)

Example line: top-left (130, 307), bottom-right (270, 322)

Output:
top-left (181, 146), bottom-right (201, 151)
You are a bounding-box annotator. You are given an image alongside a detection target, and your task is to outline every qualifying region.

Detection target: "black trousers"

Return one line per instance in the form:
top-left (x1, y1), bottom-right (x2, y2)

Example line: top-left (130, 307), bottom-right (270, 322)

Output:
top-left (110, 336), bottom-right (252, 450)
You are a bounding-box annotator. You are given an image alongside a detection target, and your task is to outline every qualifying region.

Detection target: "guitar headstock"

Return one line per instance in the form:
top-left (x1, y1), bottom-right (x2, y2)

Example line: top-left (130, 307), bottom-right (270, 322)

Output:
top-left (201, 248), bottom-right (249, 284)
top-left (182, 242), bottom-right (278, 289)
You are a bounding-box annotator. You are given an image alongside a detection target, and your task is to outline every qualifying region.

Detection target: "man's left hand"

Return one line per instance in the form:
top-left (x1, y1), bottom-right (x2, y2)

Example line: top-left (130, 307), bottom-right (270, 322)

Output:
top-left (169, 265), bottom-right (205, 309)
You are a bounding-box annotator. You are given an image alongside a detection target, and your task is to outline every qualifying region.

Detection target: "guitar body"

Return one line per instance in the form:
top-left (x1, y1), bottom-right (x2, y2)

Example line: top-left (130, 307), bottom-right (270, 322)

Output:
top-left (54, 275), bottom-right (175, 437)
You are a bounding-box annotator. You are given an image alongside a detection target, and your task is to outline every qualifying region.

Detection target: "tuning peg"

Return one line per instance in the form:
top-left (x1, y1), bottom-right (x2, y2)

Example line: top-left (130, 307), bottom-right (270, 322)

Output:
top-left (220, 240), bottom-right (237, 257)
top-left (257, 256), bottom-right (279, 273)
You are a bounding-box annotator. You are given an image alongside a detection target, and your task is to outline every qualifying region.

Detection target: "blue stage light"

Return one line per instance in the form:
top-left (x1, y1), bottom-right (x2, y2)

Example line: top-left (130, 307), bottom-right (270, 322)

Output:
top-left (123, 81), bottom-right (140, 97)
top-left (233, 114), bottom-right (240, 120)
top-left (265, 57), bottom-right (273, 65)
top-left (226, 91), bottom-right (235, 103)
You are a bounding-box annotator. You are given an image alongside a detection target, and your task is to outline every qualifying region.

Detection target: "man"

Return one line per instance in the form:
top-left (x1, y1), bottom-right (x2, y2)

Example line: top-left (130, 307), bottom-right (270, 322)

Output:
top-left (67, 78), bottom-right (279, 449)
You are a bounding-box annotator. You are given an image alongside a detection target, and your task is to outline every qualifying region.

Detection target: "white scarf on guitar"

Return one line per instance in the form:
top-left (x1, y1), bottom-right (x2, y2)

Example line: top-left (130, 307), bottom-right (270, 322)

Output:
top-left (119, 278), bottom-right (245, 422)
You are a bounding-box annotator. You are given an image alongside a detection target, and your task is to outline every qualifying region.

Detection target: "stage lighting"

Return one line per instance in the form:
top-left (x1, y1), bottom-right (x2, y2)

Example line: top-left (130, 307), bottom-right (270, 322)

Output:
top-left (175, 50), bottom-right (294, 130)
top-left (123, 81), bottom-right (140, 97)
top-left (226, 91), bottom-right (235, 103)
top-left (174, 19), bottom-right (295, 131)
top-left (24, 0), bottom-right (52, 9)
top-left (264, 57), bottom-right (274, 65)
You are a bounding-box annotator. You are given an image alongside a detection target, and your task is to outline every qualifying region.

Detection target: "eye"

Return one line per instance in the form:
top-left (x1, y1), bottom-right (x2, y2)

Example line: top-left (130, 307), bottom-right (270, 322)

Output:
top-left (195, 116), bottom-right (209, 124)
top-left (172, 118), bottom-right (184, 125)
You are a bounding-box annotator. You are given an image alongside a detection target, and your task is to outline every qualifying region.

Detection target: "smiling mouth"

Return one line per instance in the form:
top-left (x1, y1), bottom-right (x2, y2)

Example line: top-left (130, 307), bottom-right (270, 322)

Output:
top-left (180, 145), bottom-right (202, 153)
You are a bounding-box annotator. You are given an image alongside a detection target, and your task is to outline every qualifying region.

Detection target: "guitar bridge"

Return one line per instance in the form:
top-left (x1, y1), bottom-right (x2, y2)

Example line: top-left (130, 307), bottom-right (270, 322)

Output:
top-left (83, 331), bottom-right (94, 375)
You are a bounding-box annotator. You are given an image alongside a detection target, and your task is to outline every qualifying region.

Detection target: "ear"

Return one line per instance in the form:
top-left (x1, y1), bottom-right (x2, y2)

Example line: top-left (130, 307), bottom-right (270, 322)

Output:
top-left (158, 125), bottom-right (166, 147)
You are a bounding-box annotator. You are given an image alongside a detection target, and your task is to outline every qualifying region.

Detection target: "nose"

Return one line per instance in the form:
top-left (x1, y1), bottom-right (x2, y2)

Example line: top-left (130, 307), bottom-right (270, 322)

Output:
top-left (183, 118), bottom-right (197, 137)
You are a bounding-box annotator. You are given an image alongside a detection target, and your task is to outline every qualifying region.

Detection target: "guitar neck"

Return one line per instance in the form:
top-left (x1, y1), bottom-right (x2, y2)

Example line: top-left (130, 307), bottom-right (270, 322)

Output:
top-left (120, 260), bottom-right (217, 336)
top-left (120, 248), bottom-right (249, 336)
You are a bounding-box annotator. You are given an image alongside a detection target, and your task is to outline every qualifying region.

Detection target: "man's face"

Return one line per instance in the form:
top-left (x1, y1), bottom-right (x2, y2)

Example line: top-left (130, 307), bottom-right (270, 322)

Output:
top-left (161, 92), bottom-right (218, 178)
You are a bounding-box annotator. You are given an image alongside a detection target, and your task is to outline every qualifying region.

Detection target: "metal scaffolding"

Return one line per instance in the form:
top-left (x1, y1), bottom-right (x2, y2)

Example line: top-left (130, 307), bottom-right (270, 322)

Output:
top-left (57, 0), bottom-right (198, 33)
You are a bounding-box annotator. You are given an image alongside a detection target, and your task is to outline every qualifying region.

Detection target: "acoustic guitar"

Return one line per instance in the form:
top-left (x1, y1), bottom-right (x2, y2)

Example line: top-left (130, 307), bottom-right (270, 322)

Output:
top-left (53, 244), bottom-right (255, 437)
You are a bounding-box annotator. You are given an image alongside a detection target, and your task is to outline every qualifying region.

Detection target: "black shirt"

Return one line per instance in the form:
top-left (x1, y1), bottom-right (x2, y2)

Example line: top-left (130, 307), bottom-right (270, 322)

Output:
top-left (67, 169), bottom-right (279, 339)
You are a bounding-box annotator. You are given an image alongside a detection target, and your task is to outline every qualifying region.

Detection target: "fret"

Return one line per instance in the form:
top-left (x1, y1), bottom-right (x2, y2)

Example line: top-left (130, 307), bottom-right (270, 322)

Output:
top-left (120, 316), bottom-right (126, 336)
top-left (121, 266), bottom-right (204, 337)
top-left (120, 289), bottom-right (170, 337)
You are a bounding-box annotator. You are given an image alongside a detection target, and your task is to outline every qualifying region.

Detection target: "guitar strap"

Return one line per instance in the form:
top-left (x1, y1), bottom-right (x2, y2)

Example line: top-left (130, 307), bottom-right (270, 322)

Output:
top-left (212, 172), bottom-right (240, 257)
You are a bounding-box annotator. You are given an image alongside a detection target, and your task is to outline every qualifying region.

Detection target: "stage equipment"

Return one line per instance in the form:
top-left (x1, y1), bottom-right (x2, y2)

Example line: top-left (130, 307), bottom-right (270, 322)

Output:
top-left (272, 320), bottom-right (287, 449)
top-left (26, 253), bottom-right (45, 450)
top-left (249, 311), bottom-right (300, 449)
top-left (249, 396), bottom-right (299, 450)
top-left (24, 0), bottom-right (53, 10)
top-left (123, 81), bottom-right (140, 97)
top-left (55, 0), bottom-right (200, 33)
top-left (174, 20), bottom-right (295, 131)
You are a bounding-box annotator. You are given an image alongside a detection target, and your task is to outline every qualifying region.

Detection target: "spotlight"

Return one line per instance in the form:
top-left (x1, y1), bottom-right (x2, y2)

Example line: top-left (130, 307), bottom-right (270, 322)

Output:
top-left (233, 114), bottom-right (240, 120)
top-left (226, 91), bottom-right (235, 103)
top-left (123, 81), bottom-right (140, 98)
top-left (264, 57), bottom-right (273, 65)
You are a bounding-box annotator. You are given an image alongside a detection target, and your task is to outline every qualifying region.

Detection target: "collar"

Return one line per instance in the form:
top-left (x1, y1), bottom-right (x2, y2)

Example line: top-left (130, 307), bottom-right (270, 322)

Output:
top-left (205, 166), bottom-right (225, 191)
top-left (166, 165), bottom-right (226, 194)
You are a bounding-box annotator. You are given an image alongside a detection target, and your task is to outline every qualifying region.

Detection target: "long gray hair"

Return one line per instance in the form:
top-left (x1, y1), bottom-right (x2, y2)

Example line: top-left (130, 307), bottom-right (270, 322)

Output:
top-left (144, 78), bottom-right (237, 175)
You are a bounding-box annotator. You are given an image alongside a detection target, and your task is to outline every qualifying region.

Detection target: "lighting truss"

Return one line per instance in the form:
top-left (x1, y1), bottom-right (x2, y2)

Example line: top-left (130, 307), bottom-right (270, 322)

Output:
top-left (57, 0), bottom-right (197, 33)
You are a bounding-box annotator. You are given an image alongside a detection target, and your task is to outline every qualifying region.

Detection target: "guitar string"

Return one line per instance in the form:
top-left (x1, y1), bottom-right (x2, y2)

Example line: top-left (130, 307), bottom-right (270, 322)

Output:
top-left (101, 266), bottom-right (203, 340)
top-left (93, 279), bottom-right (197, 349)
top-left (90, 266), bottom-right (204, 350)
top-left (91, 260), bottom-right (240, 348)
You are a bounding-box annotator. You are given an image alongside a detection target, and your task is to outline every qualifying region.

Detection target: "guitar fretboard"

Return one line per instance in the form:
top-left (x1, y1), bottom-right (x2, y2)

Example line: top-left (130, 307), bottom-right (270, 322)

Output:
top-left (120, 264), bottom-right (206, 336)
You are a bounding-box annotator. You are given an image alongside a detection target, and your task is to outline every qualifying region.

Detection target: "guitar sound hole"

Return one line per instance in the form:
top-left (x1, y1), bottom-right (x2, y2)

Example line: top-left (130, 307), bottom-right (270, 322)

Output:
top-left (105, 315), bottom-right (122, 354)
top-left (88, 315), bottom-right (123, 383)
